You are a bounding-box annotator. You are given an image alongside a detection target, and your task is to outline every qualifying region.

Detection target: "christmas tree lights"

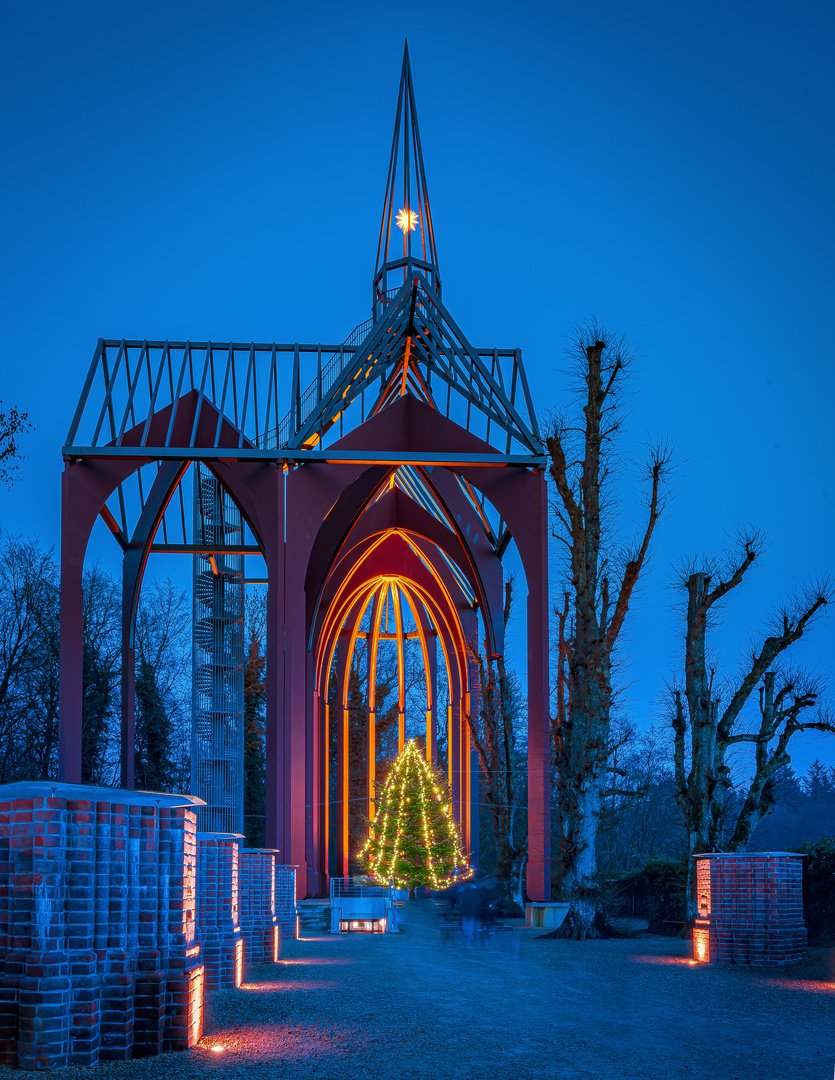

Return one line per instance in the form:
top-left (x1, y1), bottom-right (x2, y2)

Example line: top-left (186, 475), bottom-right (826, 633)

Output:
top-left (359, 739), bottom-right (472, 893)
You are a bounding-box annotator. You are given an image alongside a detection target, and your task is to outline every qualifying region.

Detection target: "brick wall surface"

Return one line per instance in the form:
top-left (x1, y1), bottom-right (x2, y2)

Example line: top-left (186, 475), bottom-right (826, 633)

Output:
top-left (693, 853), bottom-right (807, 965)
top-left (0, 784), bottom-right (289, 1070)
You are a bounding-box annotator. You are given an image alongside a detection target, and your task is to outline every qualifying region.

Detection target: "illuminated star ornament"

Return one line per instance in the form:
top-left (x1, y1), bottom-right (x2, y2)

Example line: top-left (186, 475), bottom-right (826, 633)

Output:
top-left (395, 207), bottom-right (419, 232)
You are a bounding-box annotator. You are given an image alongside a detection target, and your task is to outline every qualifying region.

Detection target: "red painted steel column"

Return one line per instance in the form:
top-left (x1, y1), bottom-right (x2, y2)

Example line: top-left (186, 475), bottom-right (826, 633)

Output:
top-left (283, 530), bottom-right (309, 898)
top-left (121, 544), bottom-right (142, 790)
top-left (426, 627), bottom-right (438, 765)
top-left (366, 589), bottom-right (384, 822)
top-left (334, 630), bottom-right (350, 879)
top-left (469, 745), bottom-right (480, 874)
top-left (305, 652), bottom-right (324, 896)
top-left (59, 468), bottom-right (86, 783)
top-left (526, 470), bottom-right (551, 902)
top-left (457, 465), bottom-right (552, 901)
top-left (314, 683), bottom-right (329, 894)
top-left (460, 608), bottom-right (480, 850)
top-left (448, 680), bottom-right (461, 825)
top-left (321, 690), bottom-right (331, 887)
top-left (463, 607), bottom-right (483, 855)
top-left (264, 481), bottom-right (285, 861)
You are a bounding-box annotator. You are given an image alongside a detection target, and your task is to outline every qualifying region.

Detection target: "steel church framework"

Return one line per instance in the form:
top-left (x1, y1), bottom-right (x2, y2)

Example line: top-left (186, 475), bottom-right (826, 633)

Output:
top-left (58, 46), bottom-right (552, 901)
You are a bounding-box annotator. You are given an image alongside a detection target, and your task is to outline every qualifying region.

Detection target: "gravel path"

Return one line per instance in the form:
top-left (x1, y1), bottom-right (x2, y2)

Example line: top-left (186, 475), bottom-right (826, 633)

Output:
top-left (6, 901), bottom-right (834, 1080)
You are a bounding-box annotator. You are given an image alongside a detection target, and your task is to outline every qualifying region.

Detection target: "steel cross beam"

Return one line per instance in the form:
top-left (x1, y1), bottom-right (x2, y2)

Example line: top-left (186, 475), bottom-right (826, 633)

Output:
top-left (63, 445), bottom-right (547, 466)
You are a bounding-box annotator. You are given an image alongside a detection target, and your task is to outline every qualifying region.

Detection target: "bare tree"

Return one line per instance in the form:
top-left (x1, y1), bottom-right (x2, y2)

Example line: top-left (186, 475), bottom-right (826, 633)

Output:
top-left (0, 530), bottom-right (59, 780)
top-left (671, 532), bottom-right (834, 921)
top-left (0, 403), bottom-right (32, 486)
top-left (79, 566), bottom-right (122, 785)
top-left (546, 322), bottom-right (670, 938)
top-left (468, 579), bottom-right (527, 905)
top-left (134, 579), bottom-right (191, 793)
top-left (596, 724), bottom-right (686, 874)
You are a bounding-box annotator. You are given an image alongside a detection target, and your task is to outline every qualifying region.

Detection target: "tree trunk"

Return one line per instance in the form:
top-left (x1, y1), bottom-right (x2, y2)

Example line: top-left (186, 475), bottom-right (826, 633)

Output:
top-left (546, 330), bottom-right (667, 938)
top-left (546, 781), bottom-right (604, 938)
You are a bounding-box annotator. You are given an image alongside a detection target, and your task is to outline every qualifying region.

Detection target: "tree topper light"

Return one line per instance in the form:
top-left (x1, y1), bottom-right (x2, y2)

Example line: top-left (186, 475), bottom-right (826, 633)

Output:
top-left (396, 208), bottom-right (419, 232)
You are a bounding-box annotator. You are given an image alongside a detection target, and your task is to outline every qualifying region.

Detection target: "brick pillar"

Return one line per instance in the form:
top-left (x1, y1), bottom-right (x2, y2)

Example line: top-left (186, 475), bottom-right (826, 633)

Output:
top-left (67, 950), bottom-right (99, 1067)
top-left (65, 799), bottom-right (100, 1067)
top-left (239, 850), bottom-right (280, 965)
top-left (98, 951), bottom-right (133, 1061)
top-left (17, 797), bottom-right (71, 1070)
top-left (0, 826), bottom-right (20, 1067)
top-left (693, 852), bottom-right (807, 965)
top-left (161, 806), bottom-right (203, 1054)
top-left (132, 950), bottom-right (164, 1057)
top-left (137, 805), bottom-right (160, 953)
top-left (18, 951), bottom-right (71, 1070)
top-left (0, 784), bottom-right (205, 1066)
top-left (274, 864), bottom-right (298, 941)
top-left (97, 801), bottom-right (133, 1062)
top-left (196, 834), bottom-right (243, 991)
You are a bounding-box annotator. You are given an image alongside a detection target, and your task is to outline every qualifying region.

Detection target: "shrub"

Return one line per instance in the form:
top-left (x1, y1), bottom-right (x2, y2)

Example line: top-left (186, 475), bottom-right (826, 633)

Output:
top-left (641, 859), bottom-right (687, 935)
top-left (603, 861), bottom-right (687, 933)
top-left (794, 836), bottom-right (835, 944)
top-left (605, 868), bottom-right (647, 918)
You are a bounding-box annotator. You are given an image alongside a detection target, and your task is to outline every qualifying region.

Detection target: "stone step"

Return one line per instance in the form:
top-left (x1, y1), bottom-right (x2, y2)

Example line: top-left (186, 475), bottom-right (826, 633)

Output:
top-left (296, 902), bottom-right (331, 932)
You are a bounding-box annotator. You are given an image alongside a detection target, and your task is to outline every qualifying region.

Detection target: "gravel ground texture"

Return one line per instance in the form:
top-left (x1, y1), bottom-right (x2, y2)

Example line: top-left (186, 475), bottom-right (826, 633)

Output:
top-left (6, 900), bottom-right (834, 1080)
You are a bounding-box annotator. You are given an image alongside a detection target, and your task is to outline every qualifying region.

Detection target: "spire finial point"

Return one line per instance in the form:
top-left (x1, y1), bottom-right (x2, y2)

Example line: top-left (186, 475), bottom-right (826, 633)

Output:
top-left (373, 47), bottom-right (440, 318)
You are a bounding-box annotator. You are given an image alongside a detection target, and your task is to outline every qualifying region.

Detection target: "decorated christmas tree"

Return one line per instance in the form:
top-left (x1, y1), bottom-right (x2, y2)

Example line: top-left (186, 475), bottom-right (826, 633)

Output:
top-left (359, 738), bottom-right (472, 895)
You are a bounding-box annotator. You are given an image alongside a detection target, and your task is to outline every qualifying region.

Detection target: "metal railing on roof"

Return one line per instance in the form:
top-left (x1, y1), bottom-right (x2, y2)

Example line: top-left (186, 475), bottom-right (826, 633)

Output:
top-left (330, 875), bottom-right (394, 899)
top-left (265, 317), bottom-right (375, 449)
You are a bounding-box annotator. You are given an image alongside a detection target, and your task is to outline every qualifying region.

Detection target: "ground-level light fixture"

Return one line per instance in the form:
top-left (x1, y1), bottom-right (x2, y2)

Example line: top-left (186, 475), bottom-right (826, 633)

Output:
top-left (339, 919), bottom-right (386, 933)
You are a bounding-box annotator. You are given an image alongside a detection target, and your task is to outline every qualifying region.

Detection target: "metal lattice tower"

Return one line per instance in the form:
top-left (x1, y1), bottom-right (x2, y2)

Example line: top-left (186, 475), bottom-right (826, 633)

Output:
top-left (191, 463), bottom-right (245, 834)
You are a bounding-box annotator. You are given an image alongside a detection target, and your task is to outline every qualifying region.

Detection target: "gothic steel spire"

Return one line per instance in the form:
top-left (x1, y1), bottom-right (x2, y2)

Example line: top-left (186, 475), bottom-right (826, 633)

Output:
top-left (373, 42), bottom-right (440, 316)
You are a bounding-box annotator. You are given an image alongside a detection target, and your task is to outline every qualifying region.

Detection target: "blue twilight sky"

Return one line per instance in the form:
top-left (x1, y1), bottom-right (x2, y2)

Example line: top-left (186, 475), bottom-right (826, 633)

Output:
top-left (1, 0), bottom-right (833, 777)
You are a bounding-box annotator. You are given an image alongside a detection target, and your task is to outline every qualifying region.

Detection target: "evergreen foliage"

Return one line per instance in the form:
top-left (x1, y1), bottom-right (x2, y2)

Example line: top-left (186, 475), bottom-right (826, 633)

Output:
top-left (243, 624), bottom-right (266, 848)
top-left (749, 761), bottom-right (835, 850)
top-left (81, 639), bottom-right (114, 785)
top-left (793, 836), bottom-right (835, 943)
top-left (641, 858), bottom-right (688, 934)
top-left (134, 659), bottom-right (174, 791)
top-left (360, 739), bottom-right (470, 893)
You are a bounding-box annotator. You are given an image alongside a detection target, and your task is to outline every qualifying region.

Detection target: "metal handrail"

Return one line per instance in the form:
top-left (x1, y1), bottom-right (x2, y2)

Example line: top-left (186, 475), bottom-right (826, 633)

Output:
top-left (330, 875), bottom-right (393, 899)
top-left (264, 317), bottom-right (374, 449)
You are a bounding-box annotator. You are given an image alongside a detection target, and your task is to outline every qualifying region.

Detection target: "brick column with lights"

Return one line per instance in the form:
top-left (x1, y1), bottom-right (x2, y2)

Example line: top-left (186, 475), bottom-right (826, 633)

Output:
top-left (195, 834), bottom-right (243, 992)
top-left (274, 865), bottom-right (298, 941)
top-left (692, 852), bottom-right (806, 965)
top-left (159, 805), bottom-right (203, 1054)
top-left (239, 849), bottom-right (281, 964)
top-left (0, 784), bottom-right (206, 1069)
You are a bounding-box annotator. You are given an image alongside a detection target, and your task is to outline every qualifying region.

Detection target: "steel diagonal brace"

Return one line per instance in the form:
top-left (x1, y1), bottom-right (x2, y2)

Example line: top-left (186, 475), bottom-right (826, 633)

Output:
top-left (420, 286), bottom-right (539, 451)
top-left (405, 336), bottom-right (524, 442)
top-left (289, 281), bottom-right (414, 449)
